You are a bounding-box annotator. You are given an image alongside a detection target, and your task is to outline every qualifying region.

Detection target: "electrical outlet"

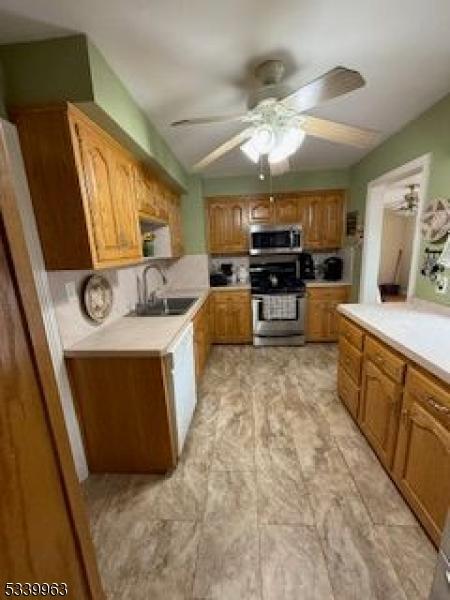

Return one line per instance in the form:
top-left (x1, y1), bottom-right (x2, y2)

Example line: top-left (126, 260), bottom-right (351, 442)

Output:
top-left (435, 274), bottom-right (448, 294)
top-left (65, 281), bottom-right (77, 301)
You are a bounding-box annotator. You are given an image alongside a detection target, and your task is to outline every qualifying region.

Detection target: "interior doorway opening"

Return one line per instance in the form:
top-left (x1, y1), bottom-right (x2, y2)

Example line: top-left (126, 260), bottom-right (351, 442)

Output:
top-left (360, 154), bottom-right (431, 303)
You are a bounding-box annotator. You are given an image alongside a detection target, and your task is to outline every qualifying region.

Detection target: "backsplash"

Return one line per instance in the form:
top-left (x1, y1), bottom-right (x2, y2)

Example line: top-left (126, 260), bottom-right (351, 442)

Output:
top-left (47, 254), bottom-right (210, 348)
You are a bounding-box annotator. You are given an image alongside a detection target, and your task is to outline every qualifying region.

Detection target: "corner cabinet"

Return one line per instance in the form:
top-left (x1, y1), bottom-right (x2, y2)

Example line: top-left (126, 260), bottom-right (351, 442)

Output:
top-left (338, 315), bottom-right (450, 547)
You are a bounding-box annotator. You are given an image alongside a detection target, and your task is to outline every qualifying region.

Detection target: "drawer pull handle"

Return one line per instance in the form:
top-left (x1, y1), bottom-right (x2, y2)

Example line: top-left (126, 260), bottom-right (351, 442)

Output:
top-left (425, 395), bottom-right (450, 414)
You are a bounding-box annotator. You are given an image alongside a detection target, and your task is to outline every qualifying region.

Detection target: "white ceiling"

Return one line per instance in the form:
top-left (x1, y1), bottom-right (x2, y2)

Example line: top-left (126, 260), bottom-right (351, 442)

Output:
top-left (2, 0), bottom-right (450, 177)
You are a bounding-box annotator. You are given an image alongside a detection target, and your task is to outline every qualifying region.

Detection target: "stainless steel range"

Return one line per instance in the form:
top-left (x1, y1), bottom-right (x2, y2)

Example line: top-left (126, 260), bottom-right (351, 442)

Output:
top-left (250, 255), bottom-right (306, 346)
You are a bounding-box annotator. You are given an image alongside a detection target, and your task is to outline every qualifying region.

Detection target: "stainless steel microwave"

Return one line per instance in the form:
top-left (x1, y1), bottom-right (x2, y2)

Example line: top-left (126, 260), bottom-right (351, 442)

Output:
top-left (249, 223), bottom-right (303, 255)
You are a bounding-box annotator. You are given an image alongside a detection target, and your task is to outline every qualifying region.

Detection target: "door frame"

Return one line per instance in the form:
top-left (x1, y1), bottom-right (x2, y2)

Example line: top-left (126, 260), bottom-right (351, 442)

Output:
top-left (359, 153), bottom-right (431, 303)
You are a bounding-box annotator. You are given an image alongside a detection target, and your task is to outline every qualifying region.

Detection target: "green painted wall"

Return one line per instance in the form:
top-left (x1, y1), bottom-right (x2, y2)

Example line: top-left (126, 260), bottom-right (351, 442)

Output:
top-left (0, 35), bottom-right (93, 105)
top-left (203, 169), bottom-right (350, 197)
top-left (86, 41), bottom-right (188, 189)
top-left (181, 175), bottom-right (205, 254)
top-left (350, 92), bottom-right (450, 306)
top-left (0, 34), bottom-right (187, 189)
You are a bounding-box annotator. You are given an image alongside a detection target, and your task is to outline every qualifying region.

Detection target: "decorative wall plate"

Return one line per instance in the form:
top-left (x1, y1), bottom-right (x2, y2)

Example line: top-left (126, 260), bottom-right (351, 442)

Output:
top-left (421, 198), bottom-right (450, 242)
top-left (82, 275), bottom-right (113, 323)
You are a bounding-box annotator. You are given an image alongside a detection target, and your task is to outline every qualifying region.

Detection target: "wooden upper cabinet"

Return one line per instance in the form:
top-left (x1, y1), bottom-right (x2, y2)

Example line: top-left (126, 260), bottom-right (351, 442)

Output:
top-left (207, 198), bottom-right (248, 254)
top-left (303, 194), bottom-right (324, 249)
top-left (14, 103), bottom-right (142, 270)
top-left (393, 366), bottom-right (450, 545)
top-left (248, 197), bottom-right (273, 224)
top-left (168, 192), bottom-right (184, 257)
top-left (321, 191), bottom-right (345, 248)
top-left (274, 196), bottom-right (300, 224)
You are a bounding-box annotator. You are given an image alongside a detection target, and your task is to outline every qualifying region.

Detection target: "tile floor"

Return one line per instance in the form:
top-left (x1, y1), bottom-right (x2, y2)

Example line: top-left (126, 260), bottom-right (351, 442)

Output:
top-left (84, 344), bottom-right (437, 600)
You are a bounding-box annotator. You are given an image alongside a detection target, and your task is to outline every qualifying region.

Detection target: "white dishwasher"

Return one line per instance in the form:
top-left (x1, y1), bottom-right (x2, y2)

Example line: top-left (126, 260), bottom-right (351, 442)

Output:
top-left (167, 323), bottom-right (197, 455)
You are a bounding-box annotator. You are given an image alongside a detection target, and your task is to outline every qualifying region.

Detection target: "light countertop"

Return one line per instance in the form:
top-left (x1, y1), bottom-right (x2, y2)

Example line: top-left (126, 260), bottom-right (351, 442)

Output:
top-left (305, 280), bottom-right (352, 287)
top-left (65, 288), bottom-right (210, 358)
top-left (339, 301), bottom-right (450, 384)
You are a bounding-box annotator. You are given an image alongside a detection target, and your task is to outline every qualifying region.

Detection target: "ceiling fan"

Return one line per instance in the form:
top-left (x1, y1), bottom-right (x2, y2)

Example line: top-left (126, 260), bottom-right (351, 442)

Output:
top-left (393, 184), bottom-right (420, 215)
top-left (171, 60), bottom-right (379, 175)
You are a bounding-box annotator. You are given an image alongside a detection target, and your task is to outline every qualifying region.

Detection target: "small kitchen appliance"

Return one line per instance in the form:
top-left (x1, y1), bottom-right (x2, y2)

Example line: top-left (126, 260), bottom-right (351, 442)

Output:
top-left (323, 256), bottom-right (343, 281)
top-left (249, 223), bottom-right (302, 255)
top-left (298, 252), bottom-right (315, 280)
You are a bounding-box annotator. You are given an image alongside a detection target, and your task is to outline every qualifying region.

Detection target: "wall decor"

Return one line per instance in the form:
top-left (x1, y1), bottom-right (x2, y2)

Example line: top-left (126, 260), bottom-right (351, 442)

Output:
top-left (421, 198), bottom-right (450, 242)
top-left (82, 274), bottom-right (113, 323)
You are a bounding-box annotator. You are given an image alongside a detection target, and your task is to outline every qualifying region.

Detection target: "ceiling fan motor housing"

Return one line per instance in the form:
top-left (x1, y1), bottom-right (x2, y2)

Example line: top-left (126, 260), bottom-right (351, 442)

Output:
top-left (248, 59), bottom-right (289, 108)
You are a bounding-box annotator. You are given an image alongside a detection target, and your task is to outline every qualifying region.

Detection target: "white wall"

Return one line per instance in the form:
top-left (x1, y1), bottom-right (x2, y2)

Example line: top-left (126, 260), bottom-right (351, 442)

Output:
top-left (378, 210), bottom-right (416, 291)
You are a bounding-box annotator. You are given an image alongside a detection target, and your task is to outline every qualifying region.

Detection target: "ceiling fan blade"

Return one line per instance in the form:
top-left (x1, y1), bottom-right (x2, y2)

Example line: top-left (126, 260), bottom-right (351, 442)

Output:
top-left (171, 113), bottom-right (245, 127)
top-left (270, 158), bottom-right (290, 176)
top-left (282, 66), bottom-right (365, 113)
top-left (302, 116), bottom-right (379, 148)
top-left (192, 128), bottom-right (253, 172)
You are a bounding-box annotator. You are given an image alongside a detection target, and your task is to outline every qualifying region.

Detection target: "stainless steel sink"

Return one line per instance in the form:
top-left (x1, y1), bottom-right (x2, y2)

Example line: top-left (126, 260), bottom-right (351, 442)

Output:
top-left (128, 297), bottom-right (198, 317)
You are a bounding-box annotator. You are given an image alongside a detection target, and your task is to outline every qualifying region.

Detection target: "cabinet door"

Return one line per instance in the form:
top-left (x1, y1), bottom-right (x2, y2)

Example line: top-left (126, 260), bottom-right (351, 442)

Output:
top-left (303, 195), bottom-right (323, 249)
top-left (232, 293), bottom-right (252, 342)
top-left (393, 369), bottom-right (450, 545)
top-left (359, 358), bottom-right (402, 469)
top-left (394, 401), bottom-right (449, 546)
top-left (306, 298), bottom-right (328, 341)
top-left (274, 196), bottom-right (299, 224)
top-left (208, 200), bottom-right (248, 253)
top-left (112, 153), bottom-right (141, 259)
top-left (212, 296), bottom-right (230, 342)
top-left (306, 287), bottom-right (349, 341)
top-left (74, 122), bottom-right (123, 263)
top-left (248, 198), bottom-right (273, 224)
top-left (168, 194), bottom-right (184, 257)
top-left (322, 192), bottom-right (344, 248)
top-left (0, 227), bottom-right (101, 595)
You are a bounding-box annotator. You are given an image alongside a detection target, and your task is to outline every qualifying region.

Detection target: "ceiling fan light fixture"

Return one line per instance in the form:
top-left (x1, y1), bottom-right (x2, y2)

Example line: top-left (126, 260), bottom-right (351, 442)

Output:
top-left (252, 125), bottom-right (275, 154)
top-left (240, 138), bottom-right (260, 163)
top-left (268, 126), bottom-right (305, 164)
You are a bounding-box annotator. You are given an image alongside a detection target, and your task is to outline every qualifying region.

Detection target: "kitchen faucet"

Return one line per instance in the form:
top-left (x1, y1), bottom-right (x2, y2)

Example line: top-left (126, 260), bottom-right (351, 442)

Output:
top-left (142, 264), bottom-right (167, 305)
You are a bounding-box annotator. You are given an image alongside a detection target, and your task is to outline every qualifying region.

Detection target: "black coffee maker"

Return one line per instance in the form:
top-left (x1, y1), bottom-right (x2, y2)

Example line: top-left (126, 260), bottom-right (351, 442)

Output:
top-left (298, 252), bottom-right (315, 280)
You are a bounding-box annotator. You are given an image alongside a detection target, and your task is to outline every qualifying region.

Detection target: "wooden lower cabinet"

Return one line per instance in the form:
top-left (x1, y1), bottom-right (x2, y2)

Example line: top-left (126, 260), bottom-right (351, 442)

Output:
top-left (211, 290), bottom-right (252, 344)
top-left (393, 366), bottom-right (450, 546)
top-left (193, 296), bottom-right (211, 380)
top-left (67, 356), bottom-right (177, 473)
top-left (359, 357), bottom-right (403, 470)
top-left (337, 315), bottom-right (450, 546)
top-left (338, 364), bottom-right (360, 420)
top-left (306, 286), bottom-right (350, 341)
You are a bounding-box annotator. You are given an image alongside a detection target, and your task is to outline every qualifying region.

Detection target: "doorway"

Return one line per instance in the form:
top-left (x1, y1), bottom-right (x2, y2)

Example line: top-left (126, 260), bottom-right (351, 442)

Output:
top-left (360, 154), bottom-right (431, 303)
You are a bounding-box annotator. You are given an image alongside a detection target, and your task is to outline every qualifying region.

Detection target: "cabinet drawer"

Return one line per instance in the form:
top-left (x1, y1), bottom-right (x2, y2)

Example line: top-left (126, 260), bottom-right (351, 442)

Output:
top-left (405, 366), bottom-right (450, 428)
top-left (306, 286), bottom-right (349, 301)
top-left (364, 335), bottom-right (405, 383)
top-left (339, 335), bottom-right (362, 385)
top-left (212, 290), bottom-right (250, 304)
top-left (339, 315), bottom-right (364, 351)
top-left (338, 364), bottom-right (360, 421)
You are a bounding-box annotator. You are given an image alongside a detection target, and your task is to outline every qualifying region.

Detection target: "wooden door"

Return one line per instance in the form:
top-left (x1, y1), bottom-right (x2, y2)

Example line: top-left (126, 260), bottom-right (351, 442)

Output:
top-left (208, 199), bottom-right (248, 253)
top-left (393, 368), bottom-right (450, 545)
top-left (73, 121), bottom-right (123, 264)
top-left (322, 192), bottom-right (344, 248)
top-left (306, 287), bottom-right (349, 341)
top-left (303, 194), bottom-right (323, 249)
top-left (211, 294), bottom-right (230, 342)
top-left (112, 152), bottom-right (141, 259)
top-left (231, 293), bottom-right (252, 342)
top-left (359, 358), bottom-right (402, 469)
top-left (211, 292), bottom-right (251, 343)
top-left (274, 196), bottom-right (299, 224)
top-left (306, 297), bottom-right (328, 341)
top-left (170, 195), bottom-right (184, 257)
top-left (248, 198), bottom-right (273, 224)
top-left (0, 224), bottom-right (100, 596)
